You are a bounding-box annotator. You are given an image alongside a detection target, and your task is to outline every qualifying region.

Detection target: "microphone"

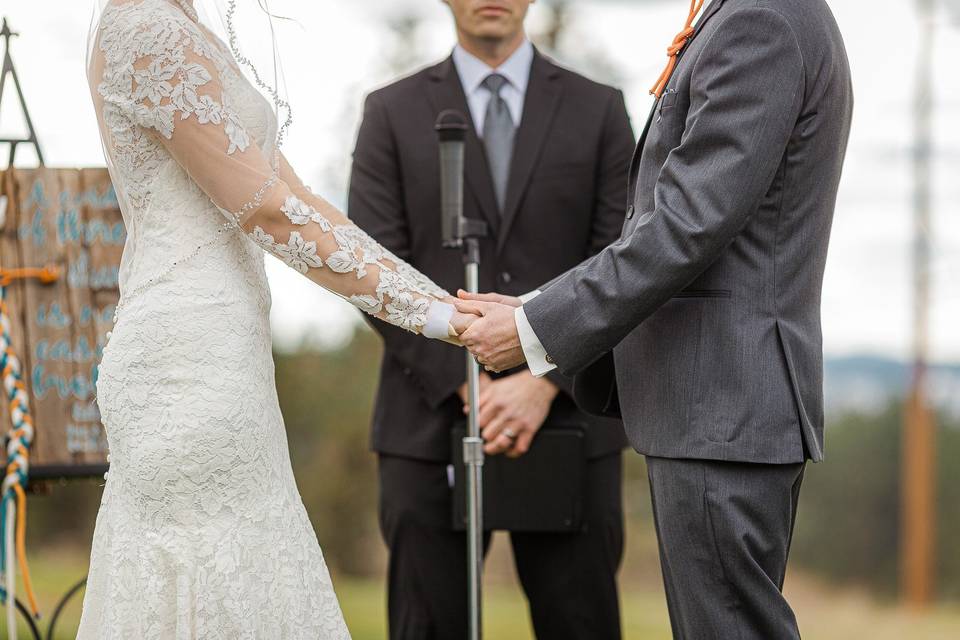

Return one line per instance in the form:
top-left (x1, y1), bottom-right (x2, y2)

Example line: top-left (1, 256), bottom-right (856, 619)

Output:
top-left (435, 110), bottom-right (469, 249)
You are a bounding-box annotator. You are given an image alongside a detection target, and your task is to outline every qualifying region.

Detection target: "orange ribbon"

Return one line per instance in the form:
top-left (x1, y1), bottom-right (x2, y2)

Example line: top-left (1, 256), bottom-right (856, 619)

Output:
top-left (650, 0), bottom-right (706, 98)
top-left (0, 266), bottom-right (59, 287)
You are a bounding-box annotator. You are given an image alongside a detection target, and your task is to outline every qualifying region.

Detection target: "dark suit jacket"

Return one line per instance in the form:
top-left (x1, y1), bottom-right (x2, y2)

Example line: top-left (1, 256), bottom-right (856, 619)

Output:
top-left (525, 0), bottom-right (854, 464)
top-left (349, 50), bottom-right (634, 462)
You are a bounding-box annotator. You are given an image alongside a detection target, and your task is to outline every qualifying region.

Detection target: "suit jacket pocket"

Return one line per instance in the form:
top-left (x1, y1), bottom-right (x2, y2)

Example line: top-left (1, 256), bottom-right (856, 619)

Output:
top-left (672, 289), bottom-right (732, 299)
top-left (659, 89), bottom-right (679, 112)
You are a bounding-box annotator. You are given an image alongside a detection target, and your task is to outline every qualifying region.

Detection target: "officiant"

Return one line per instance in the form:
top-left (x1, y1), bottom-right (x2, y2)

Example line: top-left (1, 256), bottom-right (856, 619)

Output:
top-left (348, 1), bottom-right (634, 638)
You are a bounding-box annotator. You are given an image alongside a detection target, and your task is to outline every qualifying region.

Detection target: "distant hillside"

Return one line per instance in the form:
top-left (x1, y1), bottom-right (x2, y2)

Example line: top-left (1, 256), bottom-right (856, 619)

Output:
top-left (824, 355), bottom-right (960, 417)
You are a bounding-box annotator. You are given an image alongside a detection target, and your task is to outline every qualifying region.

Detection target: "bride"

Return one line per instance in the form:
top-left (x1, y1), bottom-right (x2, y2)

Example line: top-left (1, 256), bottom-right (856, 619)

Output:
top-left (81, 0), bottom-right (470, 637)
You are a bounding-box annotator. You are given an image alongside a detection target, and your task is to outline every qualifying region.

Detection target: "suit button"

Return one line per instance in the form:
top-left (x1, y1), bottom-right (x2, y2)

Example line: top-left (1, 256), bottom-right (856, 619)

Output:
top-left (403, 367), bottom-right (412, 376)
top-left (626, 205), bottom-right (635, 220)
top-left (500, 272), bottom-right (513, 284)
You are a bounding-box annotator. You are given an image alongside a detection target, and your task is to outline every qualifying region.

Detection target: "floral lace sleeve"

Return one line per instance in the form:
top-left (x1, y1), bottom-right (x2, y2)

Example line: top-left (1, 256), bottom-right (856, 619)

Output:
top-left (97, 6), bottom-right (452, 335)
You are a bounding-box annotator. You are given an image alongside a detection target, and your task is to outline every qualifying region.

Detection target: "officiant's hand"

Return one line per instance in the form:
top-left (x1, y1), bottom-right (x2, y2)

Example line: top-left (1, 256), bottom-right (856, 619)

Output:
top-left (457, 372), bottom-right (492, 405)
top-left (468, 371), bottom-right (557, 458)
top-left (454, 297), bottom-right (526, 372)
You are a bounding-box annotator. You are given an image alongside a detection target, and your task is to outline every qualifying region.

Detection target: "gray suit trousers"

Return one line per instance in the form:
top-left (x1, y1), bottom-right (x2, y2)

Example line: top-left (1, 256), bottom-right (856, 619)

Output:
top-left (646, 457), bottom-right (805, 640)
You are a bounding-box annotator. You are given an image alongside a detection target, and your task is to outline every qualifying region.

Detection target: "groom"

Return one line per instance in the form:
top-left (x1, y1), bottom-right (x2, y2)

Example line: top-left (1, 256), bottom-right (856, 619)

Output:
top-left (455, 0), bottom-right (853, 637)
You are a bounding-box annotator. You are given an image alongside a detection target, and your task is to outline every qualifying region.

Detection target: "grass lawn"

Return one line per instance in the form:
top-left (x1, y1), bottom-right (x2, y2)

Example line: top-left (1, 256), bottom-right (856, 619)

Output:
top-left (14, 547), bottom-right (960, 639)
top-left (339, 578), bottom-right (960, 640)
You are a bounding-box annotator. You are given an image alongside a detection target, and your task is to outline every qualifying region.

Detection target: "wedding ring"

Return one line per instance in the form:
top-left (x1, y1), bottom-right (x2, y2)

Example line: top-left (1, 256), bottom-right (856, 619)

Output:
top-left (503, 428), bottom-right (518, 441)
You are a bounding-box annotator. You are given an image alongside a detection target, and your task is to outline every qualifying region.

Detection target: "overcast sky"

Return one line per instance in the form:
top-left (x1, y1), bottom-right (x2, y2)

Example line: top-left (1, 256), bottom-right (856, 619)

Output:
top-left (1, 0), bottom-right (958, 361)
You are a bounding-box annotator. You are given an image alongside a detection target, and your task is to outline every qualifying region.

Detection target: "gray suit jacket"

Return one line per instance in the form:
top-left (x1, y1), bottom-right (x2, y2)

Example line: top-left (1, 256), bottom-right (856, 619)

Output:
top-left (524, 0), bottom-right (853, 464)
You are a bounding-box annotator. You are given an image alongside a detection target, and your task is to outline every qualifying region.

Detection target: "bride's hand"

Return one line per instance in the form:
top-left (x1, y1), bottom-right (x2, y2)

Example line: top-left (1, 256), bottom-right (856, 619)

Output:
top-left (439, 308), bottom-right (478, 346)
top-left (451, 309), bottom-right (479, 335)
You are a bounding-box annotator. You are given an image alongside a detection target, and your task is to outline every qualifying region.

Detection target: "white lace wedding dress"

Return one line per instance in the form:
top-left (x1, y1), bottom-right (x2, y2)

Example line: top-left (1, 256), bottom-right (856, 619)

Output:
top-left (80, 1), bottom-right (453, 637)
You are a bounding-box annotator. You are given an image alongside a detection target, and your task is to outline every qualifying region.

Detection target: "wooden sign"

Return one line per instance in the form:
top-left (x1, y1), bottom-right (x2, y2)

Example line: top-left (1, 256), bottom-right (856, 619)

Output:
top-left (0, 168), bottom-right (124, 478)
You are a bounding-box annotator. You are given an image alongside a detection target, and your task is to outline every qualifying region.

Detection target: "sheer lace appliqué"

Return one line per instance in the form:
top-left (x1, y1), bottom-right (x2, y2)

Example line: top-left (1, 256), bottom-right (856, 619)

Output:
top-left (95, 0), bottom-right (447, 335)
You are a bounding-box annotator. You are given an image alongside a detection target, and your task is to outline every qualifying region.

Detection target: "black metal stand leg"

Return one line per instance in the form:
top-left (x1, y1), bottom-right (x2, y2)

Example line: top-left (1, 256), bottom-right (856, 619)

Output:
top-left (0, 596), bottom-right (42, 640)
top-left (45, 576), bottom-right (85, 640)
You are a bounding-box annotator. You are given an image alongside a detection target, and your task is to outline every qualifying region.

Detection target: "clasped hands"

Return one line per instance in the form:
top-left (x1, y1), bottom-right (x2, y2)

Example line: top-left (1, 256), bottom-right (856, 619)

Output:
top-left (447, 290), bottom-right (527, 373)
top-left (456, 369), bottom-right (557, 457)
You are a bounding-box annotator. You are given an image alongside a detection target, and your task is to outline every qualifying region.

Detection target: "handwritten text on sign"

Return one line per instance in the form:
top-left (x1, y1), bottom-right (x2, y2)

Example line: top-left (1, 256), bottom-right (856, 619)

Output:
top-left (0, 168), bottom-right (125, 472)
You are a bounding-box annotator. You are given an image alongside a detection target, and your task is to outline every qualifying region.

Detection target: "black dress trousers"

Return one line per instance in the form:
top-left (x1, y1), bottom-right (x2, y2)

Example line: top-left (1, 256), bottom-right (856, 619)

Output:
top-left (378, 452), bottom-right (624, 640)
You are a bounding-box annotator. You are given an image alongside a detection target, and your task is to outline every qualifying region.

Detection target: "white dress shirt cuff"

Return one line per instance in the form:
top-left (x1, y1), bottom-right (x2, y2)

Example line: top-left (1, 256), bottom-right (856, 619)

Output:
top-left (518, 289), bottom-right (542, 304)
top-left (515, 305), bottom-right (556, 377)
top-left (423, 301), bottom-right (455, 340)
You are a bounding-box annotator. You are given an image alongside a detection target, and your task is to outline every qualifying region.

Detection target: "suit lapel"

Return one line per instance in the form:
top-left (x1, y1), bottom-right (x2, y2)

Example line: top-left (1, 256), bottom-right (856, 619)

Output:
top-left (626, 100), bottom-right (659, 205)
top-left (496, 52), bottom-right (563, 253)
top-left (426, 57), bottom-right (501, 237)
top-left (626, 0), bottom-right (728, 203)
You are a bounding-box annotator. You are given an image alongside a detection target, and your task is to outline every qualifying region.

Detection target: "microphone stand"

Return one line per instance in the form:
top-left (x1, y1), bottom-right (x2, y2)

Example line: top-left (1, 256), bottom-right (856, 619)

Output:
top-left (436, 111), bottom-right (487, 640)
top-left (461, 222), bottom-right (486, 640)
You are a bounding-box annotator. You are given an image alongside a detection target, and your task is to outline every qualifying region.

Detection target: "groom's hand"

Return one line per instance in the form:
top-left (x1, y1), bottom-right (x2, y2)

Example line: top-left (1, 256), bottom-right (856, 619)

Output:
top-left (454, 299), bottom-right (526, 372)
top-left (457, 289), bottom-right (522, 308)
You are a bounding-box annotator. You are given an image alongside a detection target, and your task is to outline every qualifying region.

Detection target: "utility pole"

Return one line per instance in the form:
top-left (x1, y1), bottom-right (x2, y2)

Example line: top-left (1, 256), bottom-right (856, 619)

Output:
top-left (901, 0), bottom-right (936, 608)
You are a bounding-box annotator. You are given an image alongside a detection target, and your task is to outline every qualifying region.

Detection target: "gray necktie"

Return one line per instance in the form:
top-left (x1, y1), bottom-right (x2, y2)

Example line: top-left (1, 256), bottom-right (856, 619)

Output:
top-left (481, 74), bottom-right (515, 213)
